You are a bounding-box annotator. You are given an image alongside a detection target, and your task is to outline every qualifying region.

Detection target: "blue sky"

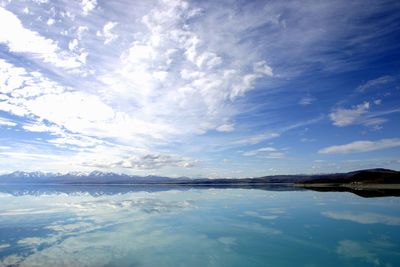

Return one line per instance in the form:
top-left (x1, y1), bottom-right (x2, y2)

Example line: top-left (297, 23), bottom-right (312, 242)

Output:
top-left (0, 0), bottom-right (399, 177)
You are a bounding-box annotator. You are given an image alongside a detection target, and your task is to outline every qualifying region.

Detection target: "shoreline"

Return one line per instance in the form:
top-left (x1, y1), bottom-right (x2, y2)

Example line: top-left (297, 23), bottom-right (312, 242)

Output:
top-left (295, 183), bottom-right (400, 190)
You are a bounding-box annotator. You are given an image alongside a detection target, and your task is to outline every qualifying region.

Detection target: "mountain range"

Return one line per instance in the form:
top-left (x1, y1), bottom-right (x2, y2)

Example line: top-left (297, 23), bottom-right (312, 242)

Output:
top-left (0, 168), bottom-right (399, 185)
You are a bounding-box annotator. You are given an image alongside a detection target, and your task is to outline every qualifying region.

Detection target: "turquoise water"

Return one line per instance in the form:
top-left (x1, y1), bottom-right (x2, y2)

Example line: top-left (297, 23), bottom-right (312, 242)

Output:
top-left (0, 186), bottom-right (399, 267)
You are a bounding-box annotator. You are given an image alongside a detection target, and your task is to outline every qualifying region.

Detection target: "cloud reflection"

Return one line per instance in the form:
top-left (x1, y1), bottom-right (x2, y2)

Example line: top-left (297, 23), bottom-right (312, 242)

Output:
top-left (322, 211), bottom-right (400, 226)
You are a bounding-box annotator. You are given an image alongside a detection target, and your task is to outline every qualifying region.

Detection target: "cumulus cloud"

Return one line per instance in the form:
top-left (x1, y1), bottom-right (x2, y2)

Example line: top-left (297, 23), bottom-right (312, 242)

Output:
top-left (319, 138), bottom-right (400, 154)
top-left (81, 0), bottom-right (97, 15)
top-left (329, 102), bottom-right (370, 127)
top-left (98, 0), bottom-right (274, 138)
top-left (76, 26), bottom-right (89, 40)
top-left (97, 21), bottom-right (118, 44)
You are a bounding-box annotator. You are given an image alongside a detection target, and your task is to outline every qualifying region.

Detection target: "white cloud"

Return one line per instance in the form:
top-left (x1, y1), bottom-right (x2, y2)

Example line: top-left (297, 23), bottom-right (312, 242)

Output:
top-left (329, 102), bottom-right (370, 127)
top-left (0, 59), bottom-right (177, 149)
top-left (32, 0), bottom-right (49, 3)
top-left (242, 147), bottom-right (285, 159)
top-left (253, 60), bottom-right (273, 76)
top-left (97, 21), bottom-right (118, 44)
top-left (81, 0), bottom-right (97, 16)
top-left (1, 0), bottom-right (396, 176)
top-left (264, 152), bottom-right (286, 159)
top-left (216, 123), bottom-right (234, 132)
top-left (21, 91), bottom-right (177, 141)
top-left (68, 39), bottom-right (78, 51)
top-left (76, 26), bottom-right (89, 40)
top-left (356, 75), bottom-right (394, 92)
top-left (0, 7), bottom-right (83, 70)
top-left (299, 96), bottom-right (316, 106)
top-left (49, 135), bottom-right (104, 148)
top-left (319, 138), bottom-right (400, 154)
top-left (82, 153), bottom-right (196, 170)
top-left (231, 116), bottom-right (323, 149)
top-left (46, 18), bottom-right (55, 26)
top-left (24, 92), bottom-right (114, 126)
top-left (0, 243), bottom-right (10, 249)
top-left (0, 117), bottom-right (17, 127)
top-left (362, 117), bottom-right (387, 129)
top-left (300, 138), bottom-right (315, 142)
top-left (0, 58), bottom-right (64, 113)
top-left (330, 101), bottom-right (400, 129)
top-left (98, 0), bottom-right (273, 138)
top-left (22, 122), bottom-right (63, 135)
top-left (243, 147), bottom-right (276, 156)
top-left (235, 132), bottom-right (280, 145)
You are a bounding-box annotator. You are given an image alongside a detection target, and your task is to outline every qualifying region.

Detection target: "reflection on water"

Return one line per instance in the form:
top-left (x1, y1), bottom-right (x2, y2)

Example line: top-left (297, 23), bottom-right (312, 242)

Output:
top-left (0, 185), bottom-right (399, 267)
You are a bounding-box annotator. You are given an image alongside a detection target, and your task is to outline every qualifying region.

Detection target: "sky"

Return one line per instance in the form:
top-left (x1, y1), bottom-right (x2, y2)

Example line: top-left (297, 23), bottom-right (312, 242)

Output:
top-left (0, 0), bottom-right (399, 177)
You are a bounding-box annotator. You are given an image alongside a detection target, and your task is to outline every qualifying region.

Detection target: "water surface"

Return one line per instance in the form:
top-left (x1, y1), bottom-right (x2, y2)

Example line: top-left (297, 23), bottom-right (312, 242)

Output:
top-left (0, 186), bottom-right (399, 267)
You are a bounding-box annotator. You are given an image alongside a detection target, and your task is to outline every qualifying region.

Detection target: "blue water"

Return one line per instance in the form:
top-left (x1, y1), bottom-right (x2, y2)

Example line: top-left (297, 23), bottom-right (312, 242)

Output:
top-left (0, 186), bottom-right (399, 267)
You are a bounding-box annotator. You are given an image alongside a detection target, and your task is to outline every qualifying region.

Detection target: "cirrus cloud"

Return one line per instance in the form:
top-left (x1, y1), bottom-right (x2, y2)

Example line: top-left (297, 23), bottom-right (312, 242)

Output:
top-left (319, 138), bottom-right (400, 154)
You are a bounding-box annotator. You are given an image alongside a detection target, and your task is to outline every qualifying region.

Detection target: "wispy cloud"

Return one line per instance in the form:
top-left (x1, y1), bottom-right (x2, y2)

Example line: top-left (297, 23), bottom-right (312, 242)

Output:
top-left (356, 75), bottom-right (395, 92)
top-left (0, 117), bottom-right (17, 127)
top-left (299, 96), bottom-right (316, 106)
top-left (242, 147), bottom-right (285, 159)
top-left (319, 138), bottom-right (400, 154)
top-left (0, 0), bottom-right (399, 175)
top-left (216, 123), bottom-right (235, 132)
top-left (82, 153), bottom-right (196, 170)
top-left (329, 101), bottom-right (399, 129)
top-left (233, 115), bottom-right (323, 147)
top-left (0, 7), bottom-right (84, 70)
top-left (234, 132), bottom-right (281, 146)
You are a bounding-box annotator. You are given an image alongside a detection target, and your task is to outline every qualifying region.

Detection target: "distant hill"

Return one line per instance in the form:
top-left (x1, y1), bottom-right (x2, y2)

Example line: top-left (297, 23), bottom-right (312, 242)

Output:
top-left (0, 168), bottom-right (398, 185)
top-left (296, 168), bottom-right (400, 185)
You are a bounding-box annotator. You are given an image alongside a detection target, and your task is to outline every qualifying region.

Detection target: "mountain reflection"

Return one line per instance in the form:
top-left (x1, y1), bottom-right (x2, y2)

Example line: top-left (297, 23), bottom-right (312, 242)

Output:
top-left (0, 184), bottom-right (302, 196)
top-left (0, 184), bottom-right (399, 198)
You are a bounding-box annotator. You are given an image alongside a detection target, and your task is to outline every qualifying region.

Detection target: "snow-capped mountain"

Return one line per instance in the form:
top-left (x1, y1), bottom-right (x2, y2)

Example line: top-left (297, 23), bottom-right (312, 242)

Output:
top-left (7, 171), bottom-right (62, 178)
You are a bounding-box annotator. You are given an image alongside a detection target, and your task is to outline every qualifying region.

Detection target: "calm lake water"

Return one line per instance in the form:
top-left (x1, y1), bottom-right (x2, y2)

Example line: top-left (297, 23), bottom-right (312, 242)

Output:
top-left (0, 185), bottom-right (399, 267)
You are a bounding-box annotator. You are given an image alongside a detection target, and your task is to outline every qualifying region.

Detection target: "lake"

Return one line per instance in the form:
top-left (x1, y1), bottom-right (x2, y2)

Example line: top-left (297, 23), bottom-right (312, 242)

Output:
top-left (0, 185), bottom-right (399, 267)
